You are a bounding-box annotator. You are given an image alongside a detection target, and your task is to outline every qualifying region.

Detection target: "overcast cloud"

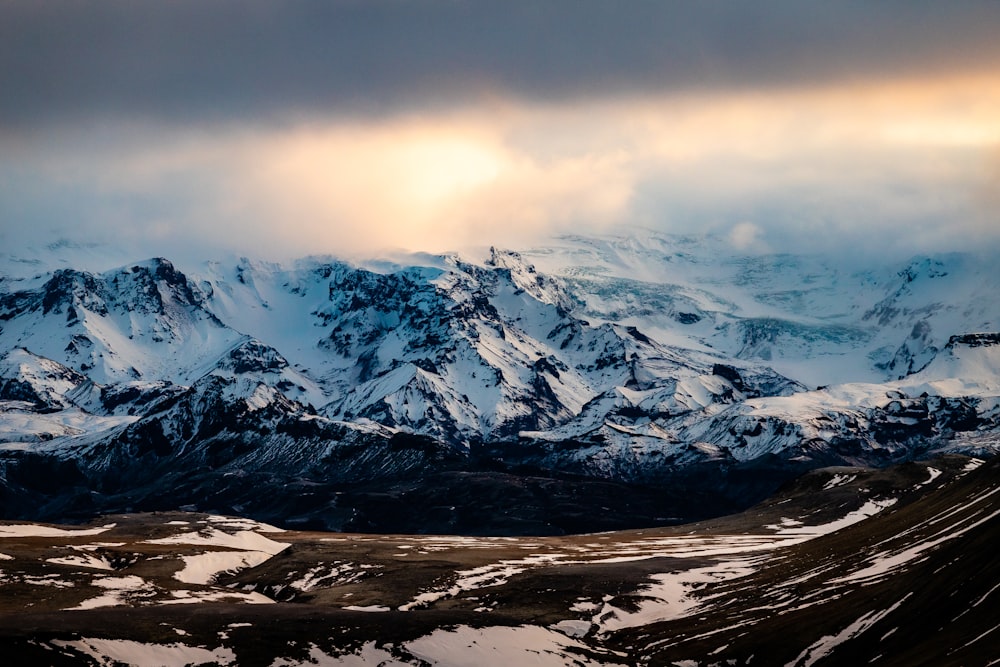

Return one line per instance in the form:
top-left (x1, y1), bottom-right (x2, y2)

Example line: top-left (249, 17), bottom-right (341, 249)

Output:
top-left (2, 1), bottom-right (999, 262)
top-left (4, 1), bottom-right (1000, 127)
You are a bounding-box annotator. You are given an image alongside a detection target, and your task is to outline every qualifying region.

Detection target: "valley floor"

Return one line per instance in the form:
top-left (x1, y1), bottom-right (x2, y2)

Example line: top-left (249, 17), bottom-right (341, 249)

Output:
top-left (0, 455), bottom-right (996, 666)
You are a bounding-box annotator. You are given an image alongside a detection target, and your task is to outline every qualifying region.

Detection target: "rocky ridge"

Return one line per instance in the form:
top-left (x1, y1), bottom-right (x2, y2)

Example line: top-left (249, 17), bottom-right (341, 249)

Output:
top-left (0, 234), bottom-right (997, 530)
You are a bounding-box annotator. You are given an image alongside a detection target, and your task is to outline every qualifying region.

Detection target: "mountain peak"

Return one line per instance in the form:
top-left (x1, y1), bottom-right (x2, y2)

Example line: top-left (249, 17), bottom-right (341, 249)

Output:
top-left (0, 235), bottom-right (996, 522)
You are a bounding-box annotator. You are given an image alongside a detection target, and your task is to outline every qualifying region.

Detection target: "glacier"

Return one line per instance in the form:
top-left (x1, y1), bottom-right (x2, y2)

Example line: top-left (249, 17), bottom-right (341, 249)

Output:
top-left (0, 232), bottom-right (997, 531)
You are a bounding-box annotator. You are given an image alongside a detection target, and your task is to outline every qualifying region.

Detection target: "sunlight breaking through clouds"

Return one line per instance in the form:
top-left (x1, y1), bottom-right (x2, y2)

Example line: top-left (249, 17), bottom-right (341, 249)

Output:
top-left (2, 2), bottom-right (1000, 262)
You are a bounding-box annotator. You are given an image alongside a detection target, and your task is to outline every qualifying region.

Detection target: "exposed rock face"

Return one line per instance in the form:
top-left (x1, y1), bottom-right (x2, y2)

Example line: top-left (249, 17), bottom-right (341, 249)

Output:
top-left (0, 236), bottom-right (997, 528)
top-left (947, 332), bottom-right (1000, 348)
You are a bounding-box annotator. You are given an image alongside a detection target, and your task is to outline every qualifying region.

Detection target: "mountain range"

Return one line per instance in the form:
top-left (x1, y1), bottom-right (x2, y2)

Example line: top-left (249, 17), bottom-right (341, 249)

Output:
top-left (1, 232), bottom-right (997, 531)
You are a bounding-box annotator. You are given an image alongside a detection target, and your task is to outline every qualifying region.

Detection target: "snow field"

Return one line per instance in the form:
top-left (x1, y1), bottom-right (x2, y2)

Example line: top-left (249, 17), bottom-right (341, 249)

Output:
top-left (52, 638), bottom-right (237, 667)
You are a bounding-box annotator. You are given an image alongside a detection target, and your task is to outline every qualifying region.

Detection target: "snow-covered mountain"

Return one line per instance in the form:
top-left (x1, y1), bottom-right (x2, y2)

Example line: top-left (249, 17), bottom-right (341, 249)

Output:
top-left (0, 233), bottom-right (997, 527)
top-left (521, 233), bottom-right (1000, 386)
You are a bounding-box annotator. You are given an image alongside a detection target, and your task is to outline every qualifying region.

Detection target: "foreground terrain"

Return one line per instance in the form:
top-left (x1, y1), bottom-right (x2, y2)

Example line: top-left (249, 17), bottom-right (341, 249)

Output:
top-left (0, 455), bottom-right (995, 665)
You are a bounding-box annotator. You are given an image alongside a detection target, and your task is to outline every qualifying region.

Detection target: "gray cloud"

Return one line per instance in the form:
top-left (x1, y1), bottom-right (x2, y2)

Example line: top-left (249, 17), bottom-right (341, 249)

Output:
top-left (4, 1), bottom-right (1000, 264)
top-left (4, 1), bottom-right (1000, 129)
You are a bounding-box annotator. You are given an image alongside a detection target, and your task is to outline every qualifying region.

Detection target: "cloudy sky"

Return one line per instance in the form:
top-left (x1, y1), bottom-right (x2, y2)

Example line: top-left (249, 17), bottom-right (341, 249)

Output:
top-left (2, 1), bottom-right (1000, 262)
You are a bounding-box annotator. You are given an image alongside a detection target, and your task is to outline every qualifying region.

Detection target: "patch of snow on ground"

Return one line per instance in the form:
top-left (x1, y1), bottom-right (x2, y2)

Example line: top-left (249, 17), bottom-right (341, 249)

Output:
top-left (958, 621), bottom-right (1000, 652)
top-left (144, 528), bottom-right (290, 554)
top-left (399, 554), bottom-right (560, 610)
top-left (46, 553), bottom-right (113, 570)
top-left (397, 520), bottom-right (883, 613)
top-left (269, 642), bottom-right (405, 666)
top-left (159, 589), bottom-right (274, 605)
top-left (67, 575), bottom-right (151, 610)
top-left (916, 467), bottom-right (942, 488)
top-left (961, 458), bottom-right (984, 474)
top-left (594, 558), bottom-right (760, 634)
top-left (22, 573), bottom-right (75, 587)
top-left (832, 503), bottom-right (1000, 586)
top-left (203, 514), bottom-right (286, 533)
top-left (583, 534), bottom-right (806, 560)
top-left (0, 553), bottom-right (12, 560)
top-left (52, 638), bottom-right (236, 667)
top-left (405, 624), bottom-right (626, 667)
top-left (289, 563), bottom-right (376, 591)
top-left (788, 594), bottom-right (911, 667)
top-left (970, 582), bottom-right (1000, 610)
top-left (550, 619), bottom-right (592, 638)
top-left (0, 523), bottom-right (115, 538)
top-left (173, 550), bottom-right (276, 585)
top-left (400, 535), bottom-right (527, 551)
top-left (765, 498), bottom-right (897, 536)
top-left (823, 473), bottom-right (856, 490)
top-left (343, 605), bottom-right (391, 612)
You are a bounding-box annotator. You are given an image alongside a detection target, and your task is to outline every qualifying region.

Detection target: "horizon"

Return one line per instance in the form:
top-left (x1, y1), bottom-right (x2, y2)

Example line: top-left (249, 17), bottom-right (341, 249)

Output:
top-left (4, 227), bottom-right (997, 283)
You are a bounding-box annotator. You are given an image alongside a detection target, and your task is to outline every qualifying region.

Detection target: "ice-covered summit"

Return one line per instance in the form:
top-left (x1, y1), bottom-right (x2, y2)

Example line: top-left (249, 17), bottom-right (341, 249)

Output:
top-left (0, 232), bottom-right (997, 527)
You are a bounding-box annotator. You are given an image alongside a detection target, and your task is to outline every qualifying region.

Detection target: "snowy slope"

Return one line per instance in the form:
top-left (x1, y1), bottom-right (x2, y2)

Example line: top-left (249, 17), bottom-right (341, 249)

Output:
top-left (0, 258), bottom-right (242, 385)
top-left (184, 248), bottom-right (800, 444)
top-left (522, 232), bottom-right (1000, 388)
top-left (0, 233), bottom-right (997, 507)
top-left (0, 347), bottom-right (88, 410)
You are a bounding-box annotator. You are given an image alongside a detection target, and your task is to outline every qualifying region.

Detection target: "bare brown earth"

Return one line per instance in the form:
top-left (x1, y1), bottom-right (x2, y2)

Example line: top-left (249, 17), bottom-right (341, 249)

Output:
top-left (0, 455), bottom-right (996, 666)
